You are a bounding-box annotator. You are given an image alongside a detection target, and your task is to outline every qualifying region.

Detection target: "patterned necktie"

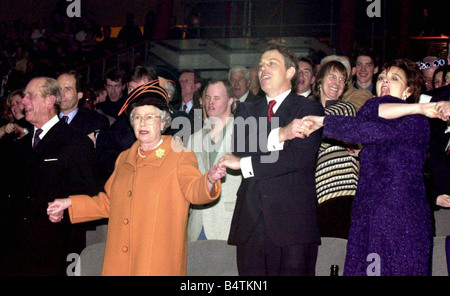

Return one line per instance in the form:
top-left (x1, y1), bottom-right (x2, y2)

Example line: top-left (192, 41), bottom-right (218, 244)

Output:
top-left (33, 128), bottom-right (43, 149)
top-left (268, 100), bottom-right (277, 122)
top-left (62, 116), bottom-right (69, 123)
top-left (233, 99), bottom-right (240, 115)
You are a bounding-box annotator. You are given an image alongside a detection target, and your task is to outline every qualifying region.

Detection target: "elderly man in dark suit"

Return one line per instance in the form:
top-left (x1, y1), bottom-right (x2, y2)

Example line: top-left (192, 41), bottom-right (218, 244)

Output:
top-left (218, 42), bottom-right (324, 276)
top-left (228, 65), bottom-right (262, 113)
top-left (8, 77), bottom-right (99, 275)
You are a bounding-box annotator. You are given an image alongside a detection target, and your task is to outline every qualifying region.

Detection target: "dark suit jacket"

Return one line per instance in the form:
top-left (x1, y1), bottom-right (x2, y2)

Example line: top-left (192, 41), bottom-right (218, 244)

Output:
top-left (427, 86), bottom-right (450, 208)
top-left (245, 91), bottom-right (263, 103)
top-left (170, 100), bottom-right (203, 134)
top-left (11, 120), bottom-right (99, 275)
top-left (229, 91), bottom-right (324, 246)
top-left (68, 107), bottom-right (110, 136)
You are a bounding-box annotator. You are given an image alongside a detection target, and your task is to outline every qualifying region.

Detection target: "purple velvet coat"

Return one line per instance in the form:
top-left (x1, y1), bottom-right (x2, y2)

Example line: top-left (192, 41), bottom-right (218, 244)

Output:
top-left (323, 96), bottom-right (433, 276)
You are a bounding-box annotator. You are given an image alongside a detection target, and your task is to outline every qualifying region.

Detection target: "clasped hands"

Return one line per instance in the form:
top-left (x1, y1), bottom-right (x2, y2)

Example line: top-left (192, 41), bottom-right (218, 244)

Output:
top-left (278, 115), bottom-right (324, 142)
top-left (216, 116), bottom-right (323, 171)
top-left (47, 198), bottom-right (72, 223)
top-left (433, 101), bottom-right (450, 121)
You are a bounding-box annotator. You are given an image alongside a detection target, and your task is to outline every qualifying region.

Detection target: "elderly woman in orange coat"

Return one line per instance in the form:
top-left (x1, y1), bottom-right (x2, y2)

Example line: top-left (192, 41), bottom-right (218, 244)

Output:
top-left (47, 81), bottom-right (225, 276)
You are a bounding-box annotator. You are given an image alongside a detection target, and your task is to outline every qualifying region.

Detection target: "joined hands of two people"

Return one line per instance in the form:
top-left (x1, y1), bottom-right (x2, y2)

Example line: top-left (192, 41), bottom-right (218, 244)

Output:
top-left (46, 164), bottom-right (227, 223)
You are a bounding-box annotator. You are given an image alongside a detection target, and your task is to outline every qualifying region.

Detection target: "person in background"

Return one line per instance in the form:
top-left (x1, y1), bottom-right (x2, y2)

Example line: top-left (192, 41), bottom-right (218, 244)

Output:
top-left (171, 69), bottom-right (203, 134)
top-left (296, 56), bottom-right (316, 98)
top-left (248, 66), bottom-right (265, 98)
top-left (309, 60), bottom-right (359, 239)
top-left (228, 65), bottom-right (262, 113)
top-left (57, 70), bottom-right (110, 138)
top-left (0, 90), bottom-right (33, 270)
top-left (321, 55), bottom-right (373, 112)
top-left (47, 81), bottom-right (225, 275)
top-left (96, 67), bottom-right (127, 120)
top-left (352, 49), bottom-right (379, 95)
top-left (0, 90), bottom-right (32, 141)
top-left (432, 65), bottom-right (446, 89)
top-left (420, 56), bottom-right (444, 91)
top-left (187, 79), bottom-right (240, 242)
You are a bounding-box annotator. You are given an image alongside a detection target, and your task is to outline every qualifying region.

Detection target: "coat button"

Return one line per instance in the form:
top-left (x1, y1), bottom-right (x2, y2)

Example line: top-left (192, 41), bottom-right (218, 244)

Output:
top-left (122, 246), bottom-right (128, 252)
top-left (127, 190), bottom-right (132, 197)
top-left (123, 218), bottom-right (129, 225)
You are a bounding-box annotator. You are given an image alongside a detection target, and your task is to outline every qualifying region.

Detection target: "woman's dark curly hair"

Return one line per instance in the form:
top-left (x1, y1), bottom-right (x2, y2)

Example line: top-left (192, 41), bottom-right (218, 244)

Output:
top-left (380, 58), bottom-right (423, 103)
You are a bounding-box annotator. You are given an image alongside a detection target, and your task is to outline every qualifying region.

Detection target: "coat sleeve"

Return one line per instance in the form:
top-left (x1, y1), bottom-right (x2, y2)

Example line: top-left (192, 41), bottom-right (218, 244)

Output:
top-left (251, 99), bottom-right (324, 180)
top-left (177, 149), bottom-right (221, 205)
top-left (323, 96), bottom-right (430, 145)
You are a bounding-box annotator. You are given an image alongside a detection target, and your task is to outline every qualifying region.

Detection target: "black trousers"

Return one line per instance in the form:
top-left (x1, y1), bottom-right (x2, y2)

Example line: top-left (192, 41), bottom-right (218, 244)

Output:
top-left (235, 214), bottom-right (319, 276)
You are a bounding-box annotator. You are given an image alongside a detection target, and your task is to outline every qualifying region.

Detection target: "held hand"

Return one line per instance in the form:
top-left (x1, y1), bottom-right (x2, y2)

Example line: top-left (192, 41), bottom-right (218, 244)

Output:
top-left (217, 153), bottom-right (241, 171)
top-left (436, 194), bottom-right (450, 208)
top-left (207, 164), bottom-right (226, 184)
top-left (435, 101), bottom-right (450, 121)
top-left (279, 118), bottom-right (309, 142)
top-left (301, 116), bottom-right (325, 137)
top-left (47, 198), bottom-right (72, 223)
top-left (419, 103), bottom-right (439, 119)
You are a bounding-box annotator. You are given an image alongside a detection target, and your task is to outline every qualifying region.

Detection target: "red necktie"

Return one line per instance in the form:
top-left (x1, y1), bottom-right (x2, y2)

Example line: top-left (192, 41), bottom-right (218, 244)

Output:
top-left (268, 100), bottom-right (276, 122)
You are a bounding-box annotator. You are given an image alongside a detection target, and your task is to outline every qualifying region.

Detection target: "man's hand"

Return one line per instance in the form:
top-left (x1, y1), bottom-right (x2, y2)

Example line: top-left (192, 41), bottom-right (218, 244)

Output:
top-left (279, 118), bottom-right (308, 142)
top-left (435, 101), bottom-right (450, 121)
top-left (217, 153), bottom-right (241, 171)
top-left (436, 194), bottom-right (450, 208)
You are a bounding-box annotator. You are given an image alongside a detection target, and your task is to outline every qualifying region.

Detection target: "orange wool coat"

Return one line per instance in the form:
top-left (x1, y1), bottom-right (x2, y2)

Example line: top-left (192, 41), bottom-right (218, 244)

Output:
top-left (68, 136), bottom-right (221, 276)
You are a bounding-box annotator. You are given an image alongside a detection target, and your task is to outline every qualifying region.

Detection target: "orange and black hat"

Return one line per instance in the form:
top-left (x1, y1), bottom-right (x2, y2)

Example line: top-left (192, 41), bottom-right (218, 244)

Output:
top-left (118, 79), bottom-right (170, 116)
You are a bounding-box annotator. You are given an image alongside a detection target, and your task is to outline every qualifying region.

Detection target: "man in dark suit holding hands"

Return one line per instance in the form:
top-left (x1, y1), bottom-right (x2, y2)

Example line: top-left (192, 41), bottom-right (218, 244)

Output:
top-left (218, 42), bottom-right (324, 275)
top-left (8, 77), bottom-right (99, 275)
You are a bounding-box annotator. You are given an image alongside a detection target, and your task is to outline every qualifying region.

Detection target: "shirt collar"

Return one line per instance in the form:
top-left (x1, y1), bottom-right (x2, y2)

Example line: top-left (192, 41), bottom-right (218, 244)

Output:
top-left (265, 89), bottom-right (291, 113)
top-left (355, 82), bottom-right (373, 92)
top-left (237, 91), bottom-right (250, 102)
top-left (34, 115), bottom-right (59, 139)
top-left (182, 100), bottom-right (194, 112)
top-left (59, 108), bottom-right (78, 124)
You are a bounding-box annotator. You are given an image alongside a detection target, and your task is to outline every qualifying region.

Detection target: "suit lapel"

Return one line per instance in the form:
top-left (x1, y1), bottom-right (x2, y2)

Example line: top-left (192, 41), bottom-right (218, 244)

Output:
top-left (273, 92), bottom-right (297, 126)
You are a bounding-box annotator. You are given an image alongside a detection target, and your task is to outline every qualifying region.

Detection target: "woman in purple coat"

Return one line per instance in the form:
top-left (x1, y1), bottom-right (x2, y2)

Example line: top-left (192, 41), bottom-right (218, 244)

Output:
top-left (283, 58), bottom-right (443, 276)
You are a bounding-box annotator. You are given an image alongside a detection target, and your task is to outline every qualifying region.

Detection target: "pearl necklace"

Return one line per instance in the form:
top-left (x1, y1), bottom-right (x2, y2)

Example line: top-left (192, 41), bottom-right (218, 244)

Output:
top-left (137, 146), bottom-right (147, 158)
top-left (138, 138), bottom-right (163, 158)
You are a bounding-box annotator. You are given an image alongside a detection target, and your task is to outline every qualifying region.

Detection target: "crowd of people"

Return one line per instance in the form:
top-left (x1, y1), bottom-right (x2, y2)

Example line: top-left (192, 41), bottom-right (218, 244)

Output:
top-left (0, 9), bottom-right (449, 277)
